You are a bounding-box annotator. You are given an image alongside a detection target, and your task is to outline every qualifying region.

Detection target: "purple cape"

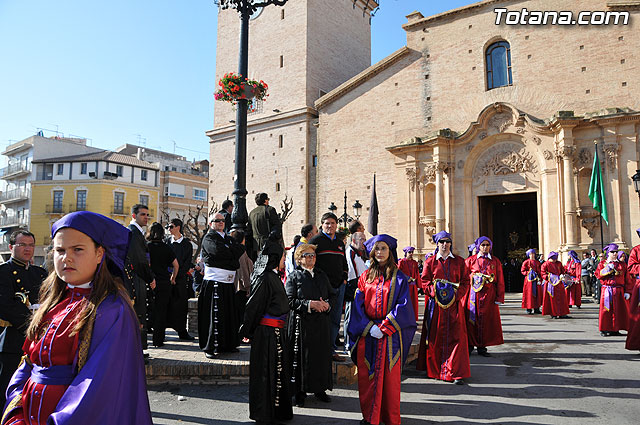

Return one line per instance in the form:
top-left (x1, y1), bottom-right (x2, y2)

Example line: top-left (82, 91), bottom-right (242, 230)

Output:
top-left (3, 294), bottom-right (152, 424)
top-left (346, 270), bottom-right (417, 372)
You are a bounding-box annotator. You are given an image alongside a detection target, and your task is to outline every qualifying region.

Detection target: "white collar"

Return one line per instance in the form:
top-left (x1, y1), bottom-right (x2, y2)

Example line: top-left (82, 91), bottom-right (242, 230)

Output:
top-left (130, 220), bottom-right (145, 235)
top-left (216, 231), bottom-right (226, 238)
top-left (302, 267), bottom-right (314, 277)
top-left (67, 282), bottom-right (92, 289)
top-left (606, 258), bottom-right (618, 264)
top-left (436, 251), bottom-right (455, 260)
top-left (171, 235), bottom-right (184, 244)
top-left (477, 252), bottom-right (492, 260)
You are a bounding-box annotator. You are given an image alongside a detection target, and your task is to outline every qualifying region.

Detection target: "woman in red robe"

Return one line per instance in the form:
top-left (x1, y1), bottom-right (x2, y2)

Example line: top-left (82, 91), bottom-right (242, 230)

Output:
top-left (541, 251), bottom-right (570, 319)
top-left (626, 235), bottom-right (640, 352)
top-left (521, 248), bottom-right (542, 314)
top-left (397, 246), bottom-right (420, 321)
top-left (465, 236), bottom-right (504, 357)
top-left (595, 243), bottom-right (632, 336)
top-left (565, 250), bottom-right (582, 309)
top-left (347, 235), bottom-right (416, 425)
top-left (416, 231), bottom-right (470, 384)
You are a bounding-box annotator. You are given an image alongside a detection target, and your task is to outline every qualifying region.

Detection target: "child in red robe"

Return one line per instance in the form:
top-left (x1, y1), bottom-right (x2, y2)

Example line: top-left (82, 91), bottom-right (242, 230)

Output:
top-left (397, 246), bottom-right (421, 321)
top-left (521, 248), bottom-right (542, 314)
top-left (595, 243), bottom-right (632, 336)
top-left (541, 251), bottom-right (570, 319)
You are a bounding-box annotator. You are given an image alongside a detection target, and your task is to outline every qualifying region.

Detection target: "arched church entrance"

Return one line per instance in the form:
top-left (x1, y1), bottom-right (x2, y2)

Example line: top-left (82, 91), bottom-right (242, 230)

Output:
top-left (478, 192), bottom-right (538, 293)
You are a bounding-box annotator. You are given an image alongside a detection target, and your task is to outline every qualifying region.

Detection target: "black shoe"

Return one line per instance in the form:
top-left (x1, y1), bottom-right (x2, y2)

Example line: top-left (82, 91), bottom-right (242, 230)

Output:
top-left (178, 333), bottom-right (195, 341)
top-left (335, 336), bottom-right (342, 346)
top-left (360, 420), bottom-right (372, 425)
top-left (314, 391), bottom-right (331, 403)
top-left (204, 351), bottom-right (218, 359)
top-left (468, 345), bottom-right (475, 353)
top-left (527, 309), bottom-right (533, 314)
top-left (143, 352), bottom-right (150, 358)
top-left (609, 331), bottom-right (622, 336)
top-left (559, 315), bottom-right (571, 319)
top-left (453, 379), bottom-right (465, 385)
top-left (534, 309), bottom-right (542, 314)
top-left (600, 331), bottom-right (608, 337)
top-left (477, 347), bottom-right (490, 357)
top-left (294, 392), bottom-right (306, 407)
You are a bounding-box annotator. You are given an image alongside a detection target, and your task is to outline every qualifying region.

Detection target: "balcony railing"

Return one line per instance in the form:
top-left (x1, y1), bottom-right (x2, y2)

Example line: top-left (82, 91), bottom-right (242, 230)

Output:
top-left (69, 204), bottom-right (87, 212)
top-left (0, 188), bottom-right (30, 203)
top-left (0, 216), bottom-right (29, 228)
top-left (45, 204), bottom-right (66, 214)
top-left (110, 205), bottom-right (130, 216)
top-left (0, 163), bottom-right (31, 178)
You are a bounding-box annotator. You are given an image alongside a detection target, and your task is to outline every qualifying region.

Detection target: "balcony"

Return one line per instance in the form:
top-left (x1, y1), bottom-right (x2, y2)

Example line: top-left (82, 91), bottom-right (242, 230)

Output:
top-left (69, 204), bottom-right (87, 213)
top-left (45, 204), bottom-right (66, 214)
top-left (110, 205), bottom-right (130, 216)
top-left (0, 188), bottom-right (30, 203)
top-left (0, 163), bottom-right (31, 179)
top-left (0, 216), bottom-right (29, 228)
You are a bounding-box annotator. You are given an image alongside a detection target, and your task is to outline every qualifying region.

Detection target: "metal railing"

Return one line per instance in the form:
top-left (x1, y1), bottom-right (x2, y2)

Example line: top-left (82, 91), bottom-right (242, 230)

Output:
top-left (0, 188), bottom-right (30, 202)
top-left (45, 204), bottom-right (66, 214)
top-left (69, 204), bottom-right (87, 212)
top-left (0, 216), bottom-right (29, 227)
top-left (0, 163), bottom-right (31, 178)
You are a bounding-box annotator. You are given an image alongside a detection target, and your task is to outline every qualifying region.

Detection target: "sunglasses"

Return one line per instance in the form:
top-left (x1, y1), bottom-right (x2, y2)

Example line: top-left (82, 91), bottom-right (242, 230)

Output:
top-left (480, 244), bottom-right (491, 247)
top-left (166, 224), bottom-right (175, 229)
top-left (438, 240), bottom-right (452, 244)
top-left (213, 219), bottom-right (225, 223)
top-left (301, 253), bottom-right (316, 258)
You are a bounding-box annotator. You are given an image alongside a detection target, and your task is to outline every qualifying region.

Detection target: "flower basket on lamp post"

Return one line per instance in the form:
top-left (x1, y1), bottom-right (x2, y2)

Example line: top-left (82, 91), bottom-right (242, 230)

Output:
top-left (214, 72), bottom-right (268, 111)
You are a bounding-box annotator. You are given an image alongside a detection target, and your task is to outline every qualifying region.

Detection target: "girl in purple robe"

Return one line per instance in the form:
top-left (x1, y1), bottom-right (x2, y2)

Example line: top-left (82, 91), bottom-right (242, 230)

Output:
top-left (2, 211), bottom-right (152, 425)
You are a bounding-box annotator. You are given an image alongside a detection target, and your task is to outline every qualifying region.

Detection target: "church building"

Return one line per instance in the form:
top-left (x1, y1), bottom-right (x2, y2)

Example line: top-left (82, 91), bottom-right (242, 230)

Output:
top-left (208, 0), bottom-right (640, 261)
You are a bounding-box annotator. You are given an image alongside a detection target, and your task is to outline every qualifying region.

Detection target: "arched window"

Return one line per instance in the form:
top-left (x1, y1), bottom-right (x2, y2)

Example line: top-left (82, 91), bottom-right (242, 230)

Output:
top-left (486, 41), bottom-right (512, 90)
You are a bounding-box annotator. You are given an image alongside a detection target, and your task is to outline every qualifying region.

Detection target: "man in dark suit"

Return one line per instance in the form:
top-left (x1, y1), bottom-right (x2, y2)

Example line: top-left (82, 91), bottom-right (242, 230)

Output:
top-left (0, 230), bottom-right (47, 407)
top-left (125, 204), bottom-right (156, 353)
top-left (219, 199), bottom-right (233, 234)
top-left (166, 218), bottom-right (194, 340)
top-left (247, 193), bottom-right (281, 260)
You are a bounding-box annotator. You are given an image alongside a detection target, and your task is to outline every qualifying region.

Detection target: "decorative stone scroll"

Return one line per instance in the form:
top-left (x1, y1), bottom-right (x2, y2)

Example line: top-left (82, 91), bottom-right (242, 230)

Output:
top-left (603, 143), bottom-right (620, 171)
top-left (581, 216), bottom-right (600, 238)
top-left (405, 167), bottom-right (418, 191)
top-left (489, 112), bottom-right (513, 134)
top-left (419, 216), bottom-right (436, 235)
top-left (478, 148), bottom-right (537, 176)
top-left (422, 163), bottom-right (437, 183)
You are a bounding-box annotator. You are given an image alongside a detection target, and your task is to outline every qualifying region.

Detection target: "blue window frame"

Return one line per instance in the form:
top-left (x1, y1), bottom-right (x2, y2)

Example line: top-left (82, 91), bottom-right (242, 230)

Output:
top-left (486, 41), bottom-right (512, 90)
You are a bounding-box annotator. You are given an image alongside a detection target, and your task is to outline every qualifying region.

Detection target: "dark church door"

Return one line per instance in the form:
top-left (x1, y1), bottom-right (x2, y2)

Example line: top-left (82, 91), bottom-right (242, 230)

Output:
top-left (478, 192), bottom-right (538, 293)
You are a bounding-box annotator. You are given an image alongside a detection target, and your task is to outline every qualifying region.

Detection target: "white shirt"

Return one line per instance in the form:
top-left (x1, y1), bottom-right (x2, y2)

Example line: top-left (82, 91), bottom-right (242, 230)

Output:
top-left (217, 231), bottom-right (225, 238)
top-left (171, 235), bottom-right (184, 244)
top-left (68, 282), bottom-right (92, 289)
top-left (476, 252), bottom-right (492, 260)
top-left (436, 251), bottom-right (455, 260)
top-left (129, 220), bottom-right (145, 235)
top-left (346, 245), bottom-right (368, 280)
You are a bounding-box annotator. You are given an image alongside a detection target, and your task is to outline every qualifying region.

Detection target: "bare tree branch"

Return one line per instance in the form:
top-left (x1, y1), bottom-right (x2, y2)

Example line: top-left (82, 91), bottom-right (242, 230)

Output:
top-left (279, 195), bottom-right (293, 225)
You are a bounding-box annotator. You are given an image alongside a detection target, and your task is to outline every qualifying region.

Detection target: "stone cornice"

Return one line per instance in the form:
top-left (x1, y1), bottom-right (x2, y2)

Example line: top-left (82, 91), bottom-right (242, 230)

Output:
top-left (206, 107), bottom-right (318, 140)
top-left (401, 0), bottom-right (506, 31)
top-left (315, 46), bottom-right (411, 110)
top-left (607, 1), bottom-right (640, 10)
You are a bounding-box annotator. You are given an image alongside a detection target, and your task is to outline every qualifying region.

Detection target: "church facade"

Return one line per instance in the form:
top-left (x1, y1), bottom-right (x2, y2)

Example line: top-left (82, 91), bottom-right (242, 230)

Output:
top-left (208, 0), bottom-right (640, 260)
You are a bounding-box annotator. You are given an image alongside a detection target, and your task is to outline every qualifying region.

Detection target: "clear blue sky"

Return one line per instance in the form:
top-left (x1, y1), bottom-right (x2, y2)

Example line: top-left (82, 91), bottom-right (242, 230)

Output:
top-left (0, 0), bottom-right (477, 162)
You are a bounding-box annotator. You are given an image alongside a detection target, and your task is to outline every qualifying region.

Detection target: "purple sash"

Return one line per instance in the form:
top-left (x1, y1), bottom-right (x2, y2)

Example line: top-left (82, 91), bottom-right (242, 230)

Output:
top-left (31, 364), bottom-right (75, 386)
top-left (528, 270), bottom-right (538, 297)
top-left (603, 286), bottom-right (612, 311)
top-left (547, 274), bottom-right (560, 298)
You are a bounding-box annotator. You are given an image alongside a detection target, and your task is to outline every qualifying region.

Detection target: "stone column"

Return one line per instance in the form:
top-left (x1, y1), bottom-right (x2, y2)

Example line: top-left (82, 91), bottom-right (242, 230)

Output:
top-left (558, 146), bottom-right (578, 248)
top-left (435, 161), bottom-right (446, 232)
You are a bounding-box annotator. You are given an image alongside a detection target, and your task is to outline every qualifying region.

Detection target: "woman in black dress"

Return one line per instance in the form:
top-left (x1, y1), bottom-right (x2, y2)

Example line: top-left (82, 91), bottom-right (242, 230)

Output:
top-left (286, 243), bottom-right (336, 407)
top-left (239, 241), bottom-right (293, 425)
top-left (147, 222), bottom-right (179, 347)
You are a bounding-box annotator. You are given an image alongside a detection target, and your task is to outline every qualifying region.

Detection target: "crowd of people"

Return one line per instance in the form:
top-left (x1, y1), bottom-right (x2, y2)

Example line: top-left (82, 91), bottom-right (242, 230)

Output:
top-left (1, 197), bottom-right (640, 425)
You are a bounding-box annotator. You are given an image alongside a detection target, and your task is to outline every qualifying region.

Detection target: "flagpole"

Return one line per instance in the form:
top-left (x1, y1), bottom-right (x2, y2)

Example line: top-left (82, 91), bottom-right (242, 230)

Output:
top-left (599, 213), bottom-right (604, 254)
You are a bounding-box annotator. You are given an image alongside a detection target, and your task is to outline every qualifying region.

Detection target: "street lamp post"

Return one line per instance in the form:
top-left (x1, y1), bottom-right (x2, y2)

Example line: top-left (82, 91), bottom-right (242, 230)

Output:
top-left (328, 191), bottom-right (360, 231)
top-left (632, 169), bottom-right (640, 199)
top-left (215, 0), bottom-right (288, 232)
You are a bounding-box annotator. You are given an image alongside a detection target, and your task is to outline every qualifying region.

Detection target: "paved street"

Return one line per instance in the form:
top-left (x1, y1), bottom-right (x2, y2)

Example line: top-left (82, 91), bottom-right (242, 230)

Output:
top-left (148, 294), bottom-right (640, 424)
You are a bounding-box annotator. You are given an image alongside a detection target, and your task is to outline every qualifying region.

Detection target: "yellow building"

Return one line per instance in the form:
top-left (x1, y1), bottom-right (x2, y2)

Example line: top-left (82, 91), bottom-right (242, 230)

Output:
top-left (30, 151), bottom-right (160, 262)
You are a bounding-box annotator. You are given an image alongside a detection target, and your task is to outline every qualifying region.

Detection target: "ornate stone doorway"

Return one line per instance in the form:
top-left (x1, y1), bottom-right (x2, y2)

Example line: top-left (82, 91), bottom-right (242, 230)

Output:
top-left (478, 192), bottom-right (538, 292)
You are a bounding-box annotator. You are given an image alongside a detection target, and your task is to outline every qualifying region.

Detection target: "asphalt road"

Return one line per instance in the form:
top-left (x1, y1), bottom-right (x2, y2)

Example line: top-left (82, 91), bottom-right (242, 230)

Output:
top-left (148, 294), bottom-right (640, 424)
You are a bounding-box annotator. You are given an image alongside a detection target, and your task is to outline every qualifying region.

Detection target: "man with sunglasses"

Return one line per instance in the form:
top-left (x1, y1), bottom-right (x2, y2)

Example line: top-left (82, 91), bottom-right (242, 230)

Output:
top-left (416, 231), bottom-right (470, 384)
top-left (465, 236), bottom-right (505, 357)
top-left (0, 230), bottom-right (47, 407)
top-left (198, 213), bottom-right (245, 358)
top-left (166, 218), bottom-right (195, 340)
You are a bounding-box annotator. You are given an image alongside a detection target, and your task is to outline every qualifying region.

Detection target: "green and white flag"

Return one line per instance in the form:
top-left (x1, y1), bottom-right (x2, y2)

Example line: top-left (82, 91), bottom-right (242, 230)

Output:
top-left (588, 143), bottom-right (608, 224)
